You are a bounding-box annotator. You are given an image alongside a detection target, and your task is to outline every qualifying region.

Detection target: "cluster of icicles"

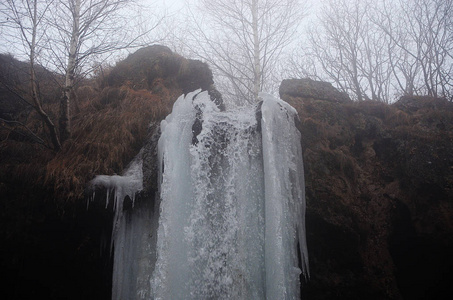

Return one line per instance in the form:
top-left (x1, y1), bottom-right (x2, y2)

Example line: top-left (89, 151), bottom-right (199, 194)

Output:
top-left (90, 90), bottom-right (309, 299)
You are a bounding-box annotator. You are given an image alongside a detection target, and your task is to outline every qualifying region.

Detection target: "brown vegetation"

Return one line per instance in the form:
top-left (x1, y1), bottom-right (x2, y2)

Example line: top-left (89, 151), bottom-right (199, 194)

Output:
top-left (45, 85), bottom-right (176, 201)
top-left (0, 45), bottom-right (216, 204)
top-left (281, 79), bottom-right (453, 299)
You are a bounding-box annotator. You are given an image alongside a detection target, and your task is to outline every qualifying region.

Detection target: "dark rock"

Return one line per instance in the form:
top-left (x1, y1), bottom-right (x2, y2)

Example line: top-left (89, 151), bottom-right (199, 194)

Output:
top-left (280, 78), bottom-right (351, 103)
top-left (191, 107), bottom-right (203, 146)
top-left (394, 95), bottom-right (452, 113)
top-left (281, 79), bottom-right (453, 299)
top-left (142, 122), bottom-right (161, 194)
top-left (104, 45), bottom-right (174, 88)
top-left (208, 84), bottom-right (225, 111)
top-left (177, 59), bottom-right (214, 94)
top-left (103, 45), bottom-right (225, 110)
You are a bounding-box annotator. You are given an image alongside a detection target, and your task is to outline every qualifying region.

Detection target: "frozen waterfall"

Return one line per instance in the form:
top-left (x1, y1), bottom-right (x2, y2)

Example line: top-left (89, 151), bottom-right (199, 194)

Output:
top-left (152, 90), bottom-right (308, 299)
top-left (91, 90), bottom-right (308, 299)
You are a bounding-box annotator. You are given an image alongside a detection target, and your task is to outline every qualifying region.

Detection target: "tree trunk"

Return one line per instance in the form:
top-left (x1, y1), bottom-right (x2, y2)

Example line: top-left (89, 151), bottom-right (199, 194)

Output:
top-left (252, 0), bottom-right (261, 101)
top-left (351, 53), bottom-right (363, 101)
top-left (60, 0), bottom-right (80, 143)
top-left (30, 0), bottom-right (61, 151)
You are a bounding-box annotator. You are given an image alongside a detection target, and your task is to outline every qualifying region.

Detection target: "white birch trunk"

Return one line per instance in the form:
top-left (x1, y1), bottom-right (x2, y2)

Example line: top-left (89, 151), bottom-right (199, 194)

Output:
top-left (252, 0), bottom-right (261, 101)
top-left (29, 0), bottom-right (61, 150)
top-left (60, 0), bottom-right (80, 142)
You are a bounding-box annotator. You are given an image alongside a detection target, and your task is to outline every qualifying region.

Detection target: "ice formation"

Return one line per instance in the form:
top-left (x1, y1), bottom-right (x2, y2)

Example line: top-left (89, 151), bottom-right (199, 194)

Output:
top-left (91, 89), bottom-right (308, 299)
top-left (151, 90), bottom-right (308, 299)
top-left (90, 152), bottom-right (156, 299)
top-left (90, 152), bottom-right (143, 240)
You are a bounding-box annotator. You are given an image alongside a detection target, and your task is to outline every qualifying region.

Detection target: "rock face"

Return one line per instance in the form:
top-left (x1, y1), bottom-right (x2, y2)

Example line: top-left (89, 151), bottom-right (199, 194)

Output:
top-left (104, 45), bottom-right (224, 109)
top-left (280, 78), bottom-right (351, 103)
top-left (2, 46), bottom-right (453, 299)
top-left (280, 79), bottom-right (453, 299)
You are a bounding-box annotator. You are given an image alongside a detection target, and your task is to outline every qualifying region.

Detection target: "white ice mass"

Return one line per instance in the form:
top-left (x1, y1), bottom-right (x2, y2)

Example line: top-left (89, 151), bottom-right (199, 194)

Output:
top-left (152, 90), bottom-right (308, 299)
top-left (92, 90), bottom-right (308, 299)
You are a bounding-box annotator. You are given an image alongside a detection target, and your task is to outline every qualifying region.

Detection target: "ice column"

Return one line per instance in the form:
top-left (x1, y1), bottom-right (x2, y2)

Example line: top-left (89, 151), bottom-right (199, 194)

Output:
top-left (151, 90), bottom-right (308, 299)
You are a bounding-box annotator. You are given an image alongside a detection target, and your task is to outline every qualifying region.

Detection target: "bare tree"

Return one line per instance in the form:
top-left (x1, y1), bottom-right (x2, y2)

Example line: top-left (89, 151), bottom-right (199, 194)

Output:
top-left (297, 0), bottom-right (393, 102)
top-left (48, 0), bottom-right (160, 142)
top-left (376, 0), bottom-right (453, 99)
top-left (289, 0), bottom-right (452, 102)
top-left (184, 0), bottom-right (307, 105)
top-left (0, 0), bottom-right (61, 150)
top-left (371, 0), bottom-right (421, 97)
top-left (1, 0), bottom-right (163, 146)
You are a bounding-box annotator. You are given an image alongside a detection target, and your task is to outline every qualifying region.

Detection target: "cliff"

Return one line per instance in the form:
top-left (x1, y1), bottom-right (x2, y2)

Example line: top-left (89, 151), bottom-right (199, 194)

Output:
top-left (1, 48), bottom-right (452, 299)
top-left (281, 78), bottom-right (453, 299)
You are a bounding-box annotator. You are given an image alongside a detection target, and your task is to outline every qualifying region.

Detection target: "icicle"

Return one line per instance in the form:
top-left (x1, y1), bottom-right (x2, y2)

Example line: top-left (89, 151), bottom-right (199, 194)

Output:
top-left (89, 151), bottom-right (143, 246)
top-left (151, 91), bottom-right (308, 299)
top-left (260, 92), bottom-right (309, 298)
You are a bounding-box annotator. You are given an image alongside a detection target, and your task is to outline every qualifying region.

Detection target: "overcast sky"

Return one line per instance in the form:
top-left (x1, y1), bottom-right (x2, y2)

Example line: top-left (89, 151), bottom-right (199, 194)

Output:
top-left (0, 0), bottom-right (317, 58)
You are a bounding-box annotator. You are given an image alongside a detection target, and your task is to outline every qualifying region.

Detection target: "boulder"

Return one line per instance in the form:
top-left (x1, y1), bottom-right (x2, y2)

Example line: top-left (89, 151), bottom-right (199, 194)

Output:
top-left (280, 78), bottom-right (351, 103)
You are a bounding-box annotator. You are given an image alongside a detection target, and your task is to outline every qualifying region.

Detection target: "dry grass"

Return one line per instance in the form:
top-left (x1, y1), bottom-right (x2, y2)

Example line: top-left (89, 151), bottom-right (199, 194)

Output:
top-left (0, 81), bottom-right (179, 204)
top-left (44, 84), bottom-right (178, 201)
top-left (0, 45), bottom-right (212, 205)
